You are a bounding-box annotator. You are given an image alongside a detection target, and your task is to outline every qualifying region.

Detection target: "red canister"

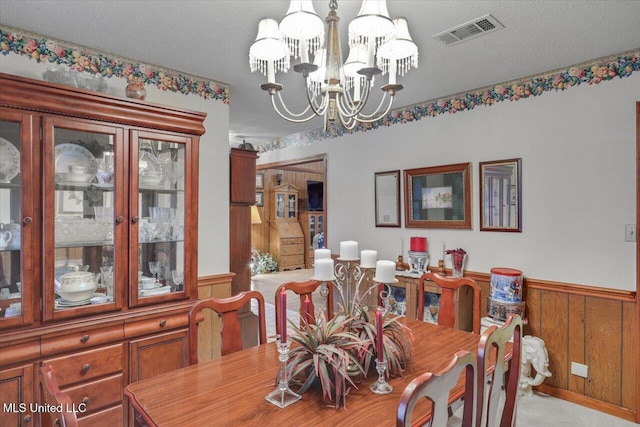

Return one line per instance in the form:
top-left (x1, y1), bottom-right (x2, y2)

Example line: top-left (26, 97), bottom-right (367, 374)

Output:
top-left (410, 237), bottom-right (427, 252)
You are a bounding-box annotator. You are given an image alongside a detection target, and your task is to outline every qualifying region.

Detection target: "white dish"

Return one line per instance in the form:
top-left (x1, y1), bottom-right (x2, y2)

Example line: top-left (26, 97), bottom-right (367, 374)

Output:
top-left (55, 297), bottom-right (91, 307)
top-left (139, 285), bottom-right (171, 297)
top-left (56, 172), bottom-right (95, 183)
top-left (0, 137), bottom-right (20, 183)
top-left (57, 292), bottom-right (109, 307)
top-left (90, 294), bottom-right (112, 304)
top-left (55, 143), bottom-right (98, 175)
top-left (140, 175), bottom-right (163, 186)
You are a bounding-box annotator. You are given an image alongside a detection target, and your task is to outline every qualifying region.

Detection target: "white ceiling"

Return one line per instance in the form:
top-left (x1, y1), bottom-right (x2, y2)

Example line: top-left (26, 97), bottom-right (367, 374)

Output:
top-left (2, 1), bottom-right (640, 147)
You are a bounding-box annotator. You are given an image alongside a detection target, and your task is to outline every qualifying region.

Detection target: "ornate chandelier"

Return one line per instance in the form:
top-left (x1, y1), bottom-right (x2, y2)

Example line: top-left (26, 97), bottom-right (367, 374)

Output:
top-left (249, 0), bottom-right (418, 131)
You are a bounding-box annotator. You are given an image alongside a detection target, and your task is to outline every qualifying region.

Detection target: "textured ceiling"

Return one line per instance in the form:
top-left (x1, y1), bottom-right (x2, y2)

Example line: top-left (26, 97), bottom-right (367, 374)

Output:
top-left (2, 1), bottom-right (640, 147)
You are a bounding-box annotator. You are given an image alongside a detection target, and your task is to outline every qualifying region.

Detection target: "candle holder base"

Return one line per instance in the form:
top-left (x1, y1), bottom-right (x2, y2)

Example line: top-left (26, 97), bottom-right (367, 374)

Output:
top-left (370, 359), bottom-right (393, 395)
top-left (265, 341), bottom-right (302, 408)
top-left (265, 385), bottom-right (302, 408)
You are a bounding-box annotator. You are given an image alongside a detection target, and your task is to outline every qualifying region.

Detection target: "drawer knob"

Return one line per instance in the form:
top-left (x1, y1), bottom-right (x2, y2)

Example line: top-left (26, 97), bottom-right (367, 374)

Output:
top-left (131, 215), bottom-right (140, 224)
top-left (116, 215), bottom-right (124, 224)
top-left (82, 396), bottom-right (91, 405)
top-left (23, 217), bottom-right (33, 225)
top-left (159, 319), bottom-right (167, 327)
top-left (80, 335), bottom-right (90, 343)
top-left (24, 415), bottom-right (32, 423)
top-left (81, 364), bottom-right (90, 373)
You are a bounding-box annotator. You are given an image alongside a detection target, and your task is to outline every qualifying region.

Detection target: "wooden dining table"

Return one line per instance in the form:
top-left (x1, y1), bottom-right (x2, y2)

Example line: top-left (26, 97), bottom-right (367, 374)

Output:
top-left (125, 319), bottom-right (482, 426)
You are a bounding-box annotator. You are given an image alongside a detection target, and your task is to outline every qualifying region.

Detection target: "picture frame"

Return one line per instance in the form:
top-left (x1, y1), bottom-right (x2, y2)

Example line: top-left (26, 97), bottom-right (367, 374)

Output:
top-left (404, 162), bottom-right (472, 229)
top-left (479, 158), bottom-right (522, 232)
top-left (374, 170), bottom-right (401, 227)
top-left (255, 191), bottom-right (264, 207)
top-left (256, 173), bottom-right (264, 189)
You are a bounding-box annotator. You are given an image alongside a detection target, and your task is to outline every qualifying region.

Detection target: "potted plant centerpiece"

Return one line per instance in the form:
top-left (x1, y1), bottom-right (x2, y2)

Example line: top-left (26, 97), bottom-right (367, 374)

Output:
top-left (285, 301), bottom-right (413, 408)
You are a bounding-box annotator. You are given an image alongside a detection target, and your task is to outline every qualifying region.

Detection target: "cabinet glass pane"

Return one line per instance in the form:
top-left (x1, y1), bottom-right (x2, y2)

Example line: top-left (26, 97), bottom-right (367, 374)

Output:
top-left (137, 139), bottom-right (185, 298)
top-left (276, 194), bottom-right (285, 219)
top-left (53, 129), bottom-right (115, 309)
top-left (0, 120), bottom-right (23, 320)
top-left (287, 194), bottom-right (296, 218)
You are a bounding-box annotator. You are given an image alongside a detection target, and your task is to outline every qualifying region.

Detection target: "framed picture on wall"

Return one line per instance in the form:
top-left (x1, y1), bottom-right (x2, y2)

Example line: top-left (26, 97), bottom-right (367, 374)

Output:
top-left (256, 173), bottom-right (264, 189)
top-left (404, 162), bottom-right (472, 229)
top-left (374, 170), bottom-right (401, 227)
top-left (479, 158), bottom-right (522, 232)
top-left (256, 191), bottom-right (264, 207)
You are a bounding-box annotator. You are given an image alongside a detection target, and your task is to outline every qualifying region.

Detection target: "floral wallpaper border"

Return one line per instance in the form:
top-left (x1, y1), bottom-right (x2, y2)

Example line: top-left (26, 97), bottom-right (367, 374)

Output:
top-left (259, 48), bottom-right (640, 153)
top-left (0, 25), bottom-right (229, 104)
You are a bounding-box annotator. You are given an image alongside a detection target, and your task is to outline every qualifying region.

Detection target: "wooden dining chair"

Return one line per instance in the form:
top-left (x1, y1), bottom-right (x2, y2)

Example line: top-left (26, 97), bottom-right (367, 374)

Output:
top-left (274, 279), bottom-right (334, 335)
top-left (188, 290), bottom-right (267, 363)
top-left (418, 272), bottom-right (482, 333)
top-left (397, 350), bottom-right (477, 427)
top-left (40, 365), bottom-right (79, 427)
top-left (476, 314), bottom-right (523, 427)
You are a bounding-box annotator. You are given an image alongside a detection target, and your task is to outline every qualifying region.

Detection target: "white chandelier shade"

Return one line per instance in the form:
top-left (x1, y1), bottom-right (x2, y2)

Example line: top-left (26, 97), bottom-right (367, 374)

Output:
top-left (249, 0), bottom-right (418, 131)
top-left (249, 18), bottom-right (291, 84)
top-left (279, 0), bottom-right (324, 63)
top-left (377, 18), bottom-right (419, 85)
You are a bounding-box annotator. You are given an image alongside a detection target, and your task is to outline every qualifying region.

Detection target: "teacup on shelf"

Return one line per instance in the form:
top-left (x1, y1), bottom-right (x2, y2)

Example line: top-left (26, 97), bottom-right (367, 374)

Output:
top-left (68, 165), bottom-right (87, 174)
top-left (96, 171), bottom-right (114, 184)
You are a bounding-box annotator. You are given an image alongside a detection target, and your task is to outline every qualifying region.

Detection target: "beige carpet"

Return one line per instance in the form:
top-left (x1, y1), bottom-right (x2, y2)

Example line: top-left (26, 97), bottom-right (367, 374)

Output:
top-left (251, 270), bottom-right (635, 426)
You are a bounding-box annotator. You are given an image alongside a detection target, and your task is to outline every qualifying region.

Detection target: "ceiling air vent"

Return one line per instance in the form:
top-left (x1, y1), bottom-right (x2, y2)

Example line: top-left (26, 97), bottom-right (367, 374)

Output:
top-left (433, 14), bottom-right (504, 46)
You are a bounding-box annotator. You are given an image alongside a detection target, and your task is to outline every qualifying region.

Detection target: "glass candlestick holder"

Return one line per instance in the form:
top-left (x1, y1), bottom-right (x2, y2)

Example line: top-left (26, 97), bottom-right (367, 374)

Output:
top-left (370, 359), bottom-right (393, 394)
top-left (265, 340), bottom-right (301, 408)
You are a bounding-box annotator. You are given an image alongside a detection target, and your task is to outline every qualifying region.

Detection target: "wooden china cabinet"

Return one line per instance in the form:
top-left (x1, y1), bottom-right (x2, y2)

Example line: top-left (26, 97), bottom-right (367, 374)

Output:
top-left (0, 73), bottom-right (205, 426)
top-left (269, 184), bottom-right (305, 271)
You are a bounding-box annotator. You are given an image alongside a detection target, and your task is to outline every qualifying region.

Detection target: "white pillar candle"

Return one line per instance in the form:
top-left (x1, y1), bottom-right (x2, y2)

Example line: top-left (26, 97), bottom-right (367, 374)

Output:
top-left (314, 258), bottom-right (335, 281)
top-left (374, 260), bottom-right (396, 283)
top-left (315, 248), bottom-right (331, 260)
top-left (339, 241), bottom-right (359, 260)
top-left (360, 250), bottom-right (377, 268)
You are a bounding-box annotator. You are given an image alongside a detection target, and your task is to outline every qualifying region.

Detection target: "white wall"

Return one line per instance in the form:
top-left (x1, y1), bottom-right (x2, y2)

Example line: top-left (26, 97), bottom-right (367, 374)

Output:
top-left (0, 54), bottom-right (231, 276)
top-left (259, 73), bottom-right (639, 290)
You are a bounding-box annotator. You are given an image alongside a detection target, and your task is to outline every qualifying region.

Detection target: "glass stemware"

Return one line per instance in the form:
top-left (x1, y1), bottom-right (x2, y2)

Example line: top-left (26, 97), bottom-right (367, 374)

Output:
top-left (149, 261), bottom-right (159, 281)
top-left (171, 270), bottom-right (184, 291)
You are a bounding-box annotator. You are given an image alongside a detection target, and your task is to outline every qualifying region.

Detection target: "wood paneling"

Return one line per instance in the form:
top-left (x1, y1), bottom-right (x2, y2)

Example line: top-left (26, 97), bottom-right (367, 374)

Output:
top-left (585, 297), bottom-right (622, 404)
top-left (622, 301), bottom-right (636, 410)
top-left (540, 291), bottom-right (569, 389)
top-left (568, 294), bottom-right (585, 393)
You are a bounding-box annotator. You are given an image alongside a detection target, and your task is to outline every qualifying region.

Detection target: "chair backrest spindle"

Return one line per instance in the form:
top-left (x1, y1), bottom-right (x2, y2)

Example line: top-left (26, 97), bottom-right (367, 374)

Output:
top-left (418, 272), bottom-right (481, 333)
top-left (476, 314), bottom-right (523, 427)
top-left (188, 290), bottom-right (267, 364)
top-left (397, 350), bottom-right (477, 427)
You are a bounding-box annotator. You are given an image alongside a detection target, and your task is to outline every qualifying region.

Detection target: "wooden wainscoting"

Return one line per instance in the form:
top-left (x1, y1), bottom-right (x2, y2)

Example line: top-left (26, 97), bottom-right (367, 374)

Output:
top-left (462, 270), bottom-right (637, 422)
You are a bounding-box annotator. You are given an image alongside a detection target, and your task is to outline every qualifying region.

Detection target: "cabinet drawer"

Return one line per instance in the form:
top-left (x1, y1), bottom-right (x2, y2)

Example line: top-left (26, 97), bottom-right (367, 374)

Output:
top-left (42, 344), bottom-right (123, 387)
top-left (63, 373), bottom-right (123, 415)
top-left (0, 339), bottom-right (40, 366)
top-left (283, 237), bottom-right (304, 245)
top-left (280, 254), bottom-right (304, 267)
top-left (42, 325), bottom-right (124, 356)
top-left (77, 404), bottom-right (123, 427)
top-left (280, 244), bottom-right (303, 256)
top-left (124, 312), bottom-right (188, 339)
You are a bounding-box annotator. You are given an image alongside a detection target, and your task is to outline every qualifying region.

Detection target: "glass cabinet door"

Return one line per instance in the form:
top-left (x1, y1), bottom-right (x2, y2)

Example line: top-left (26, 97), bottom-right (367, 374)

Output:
top-left (287, 194), bottom-right (296, 219)
top-left (43, 118), bottom-right (123, 320)
top-left (132, 133), bottom-right (187, 305)
top-left (276, 193), bottom-right (285, 219)
top-left (0, 112), bottom-right (34, 327)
